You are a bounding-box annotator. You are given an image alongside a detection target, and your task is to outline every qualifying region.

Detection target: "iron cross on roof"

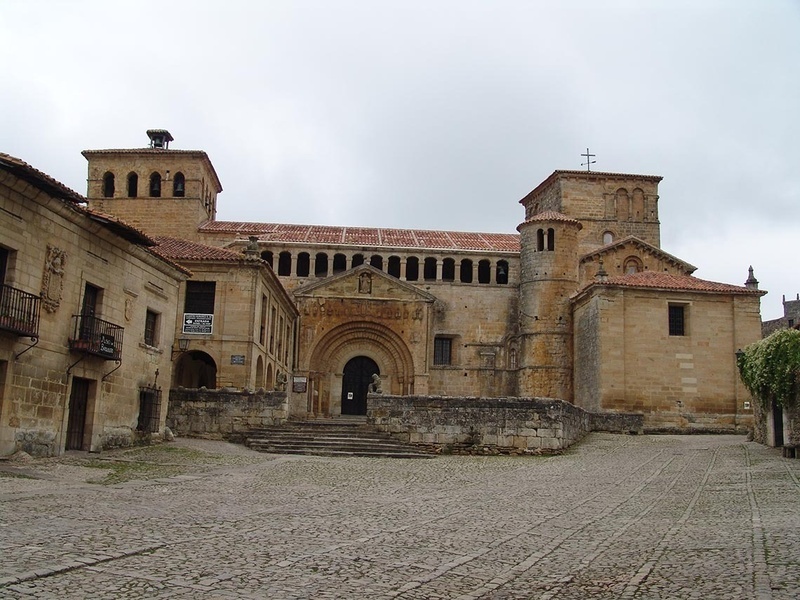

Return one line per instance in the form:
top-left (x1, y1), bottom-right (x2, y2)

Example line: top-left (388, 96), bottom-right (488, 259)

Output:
top-left (581, 148), bottom-right (596, 171)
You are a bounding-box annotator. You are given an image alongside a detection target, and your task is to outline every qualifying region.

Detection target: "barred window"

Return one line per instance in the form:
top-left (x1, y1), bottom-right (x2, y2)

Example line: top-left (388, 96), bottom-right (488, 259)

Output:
top-left (184, 281), bottom-right (216, 314)
top-left (137, 386), bottom-right (162, 433)
top-left (434, 337), bottom-right (452, 366)
top-left (668, 304), bottom-right (686, 336)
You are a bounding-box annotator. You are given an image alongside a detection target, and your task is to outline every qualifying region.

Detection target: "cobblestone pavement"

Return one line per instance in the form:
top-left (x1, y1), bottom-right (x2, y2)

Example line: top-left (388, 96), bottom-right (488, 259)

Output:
top-left (1, 433), bottom-right (799, 599)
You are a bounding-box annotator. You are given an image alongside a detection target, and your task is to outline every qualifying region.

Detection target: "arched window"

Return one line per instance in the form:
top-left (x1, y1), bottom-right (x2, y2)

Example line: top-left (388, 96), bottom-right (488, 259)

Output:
top-left (278, 252), bottom-right (292, 276)
top-left (370, 255), bottom-right (383, 270)
top-left (352, 254), bottom-right (364, 268)
top-left (261, 250), bottom-right (274, 268)
top-left (624, 257), bottom-right (643, 274)
top-left (333, 253), bottom-right (347, 274)
top-left (547, 228), bottom-right (555, 251)
top-left (406, 257), bottom-right (419, 281)
top-left (460, 259), bottom-right (473, 283)
top-left (102, 172), bottom-right (115, 198)
top-left (314, 253), bottom-right (328, 277)
top-left (496, 260), bottom-right (509, 285)
top-left (603, 231), bottom-right (614, 245)
top-left (297, 252), bottom-right (310, 277)
top-left (442, 258), bottom-right (455, 281)
top-left (388, 256), bottom-right (401, 278)
top-left (424, 257), bottom-right (437, 281)
top-left (173, 172), bottom-right (185, 197)
top-left (149, 172), bottom-right (161, 197)
top-left (127, 172), bottom-right (138, 197)
top-left (478, 259), bottom-right (491, 284)
top-left (537, 228), bottom-right (545, 251)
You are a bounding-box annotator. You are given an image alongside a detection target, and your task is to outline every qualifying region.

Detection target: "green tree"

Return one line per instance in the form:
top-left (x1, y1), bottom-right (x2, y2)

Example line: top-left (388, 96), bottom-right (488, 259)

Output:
top-left (738, 328), bottom-right (800, 408)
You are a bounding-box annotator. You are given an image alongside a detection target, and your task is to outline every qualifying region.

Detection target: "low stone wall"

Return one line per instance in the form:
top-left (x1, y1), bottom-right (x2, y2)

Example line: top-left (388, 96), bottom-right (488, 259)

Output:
top-left (167, 388), bottom-right (288, 440)
top-left (368, 395), bottom-right (644, 453)
top-left (590, 411), bottom-right (644, 434)
top-left (367, 395), bottom-right (589, 453)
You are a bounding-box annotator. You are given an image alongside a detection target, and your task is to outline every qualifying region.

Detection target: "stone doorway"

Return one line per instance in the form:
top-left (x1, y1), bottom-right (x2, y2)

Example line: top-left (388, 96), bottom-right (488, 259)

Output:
top-left (772, 399), bottom-right (785, 447)
top-left (341, 356), bottom-right (379, 415)
top-left (66, 377), bottom-right (90, 450)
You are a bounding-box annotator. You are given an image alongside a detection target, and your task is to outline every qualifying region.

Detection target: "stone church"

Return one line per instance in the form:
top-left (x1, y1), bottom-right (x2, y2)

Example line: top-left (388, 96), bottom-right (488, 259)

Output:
top-left (81, 130), bottom-right (763, 434)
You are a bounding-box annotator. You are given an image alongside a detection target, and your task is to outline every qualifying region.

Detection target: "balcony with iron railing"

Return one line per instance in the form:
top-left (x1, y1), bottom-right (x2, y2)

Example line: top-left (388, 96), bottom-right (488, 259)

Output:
top-left (0, 284), bottom-right (41, 338)
top-left (68, 314), bottom-right (124, 360)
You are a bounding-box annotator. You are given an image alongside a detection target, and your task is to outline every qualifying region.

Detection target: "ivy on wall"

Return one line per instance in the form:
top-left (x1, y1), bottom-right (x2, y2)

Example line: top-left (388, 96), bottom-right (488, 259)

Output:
top-left (738, 328), bottom-right (800, 408)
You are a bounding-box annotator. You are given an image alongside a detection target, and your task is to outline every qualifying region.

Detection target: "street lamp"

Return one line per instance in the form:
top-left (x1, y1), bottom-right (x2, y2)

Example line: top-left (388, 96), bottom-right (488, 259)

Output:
top-left (171, 337), bottom-right (190, 360)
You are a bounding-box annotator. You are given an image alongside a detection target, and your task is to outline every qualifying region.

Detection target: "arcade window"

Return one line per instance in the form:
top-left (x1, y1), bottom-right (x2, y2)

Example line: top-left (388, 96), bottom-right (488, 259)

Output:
top-left (102, 172), bottom-right (115, 197)
top-left (172, 172), bottom-right (185, 197)
top-left (434, 337), bottom-right (452, 366)
top-left (184, 281), bottom-right (216, 314)
top-left (668, 304), bottom-right (687, 336)
top-left (149, 172), bottom-right (161, 197)
top-left (127, 172), bottom-right (138, 197)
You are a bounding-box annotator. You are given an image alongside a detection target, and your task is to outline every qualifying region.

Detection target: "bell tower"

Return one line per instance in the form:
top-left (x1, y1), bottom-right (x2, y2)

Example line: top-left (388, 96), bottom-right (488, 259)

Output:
top-left (82, 129), bottom-right (223, 240)
top-left (516, 211), bottom-right (582, 401)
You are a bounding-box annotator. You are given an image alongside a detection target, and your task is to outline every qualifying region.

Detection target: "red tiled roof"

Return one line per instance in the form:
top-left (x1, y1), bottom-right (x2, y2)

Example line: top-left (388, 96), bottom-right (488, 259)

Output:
top-left (153, 236), bottom-right (246, 262)
top-left (520, 211), bottom-right (582, 225)
top-left (0, 152), bottom-right (85, 204)
top-left (199, 221), bottom-right (521, 252)
top-left (596, 271), bottom-right (763, 295)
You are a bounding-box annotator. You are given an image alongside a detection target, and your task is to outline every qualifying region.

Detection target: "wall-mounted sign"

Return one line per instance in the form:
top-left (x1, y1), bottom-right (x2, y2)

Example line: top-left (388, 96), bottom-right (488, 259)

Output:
top-left (347, 392), bottom-right (354, 400)
top-left (292, 376), bottom-right (307, 393)
top-left (183, 313), bottom-right (213, 334)
top-left (230, 355), bottom-right (245, 365)
top-left (98, 334), bottom-right (116, 357)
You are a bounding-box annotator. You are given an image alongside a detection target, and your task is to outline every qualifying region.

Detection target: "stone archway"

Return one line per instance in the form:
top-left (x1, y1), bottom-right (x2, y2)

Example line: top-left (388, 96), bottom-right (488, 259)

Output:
top-left (173, 350), bottom-right (217, 389)
top-left (307, 320), bottom-right (414, 416)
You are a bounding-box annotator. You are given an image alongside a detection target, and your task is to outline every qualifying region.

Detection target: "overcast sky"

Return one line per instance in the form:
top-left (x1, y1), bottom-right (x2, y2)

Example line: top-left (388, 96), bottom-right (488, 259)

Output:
top-left (2, 1), bottom-right (798, 320)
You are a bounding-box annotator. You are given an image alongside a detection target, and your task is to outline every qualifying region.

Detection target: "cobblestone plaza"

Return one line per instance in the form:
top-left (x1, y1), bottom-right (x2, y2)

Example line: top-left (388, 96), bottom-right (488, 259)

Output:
top-left (2, 433), bottom-right (798, 599)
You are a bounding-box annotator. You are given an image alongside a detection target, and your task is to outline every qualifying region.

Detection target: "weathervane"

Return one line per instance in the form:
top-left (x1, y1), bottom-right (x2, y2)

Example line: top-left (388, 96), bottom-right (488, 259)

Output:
top-left (581, 148), bottom-right (596, 172)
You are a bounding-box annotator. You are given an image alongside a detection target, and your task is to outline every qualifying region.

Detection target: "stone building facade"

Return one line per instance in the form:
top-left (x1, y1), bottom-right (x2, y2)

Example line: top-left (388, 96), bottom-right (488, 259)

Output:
top-left (762, 293), bottom-right (800, 337)
top-left (0, 152), bottom-right (186, 456)
top-left (76, 131), bottom-right (765, 433)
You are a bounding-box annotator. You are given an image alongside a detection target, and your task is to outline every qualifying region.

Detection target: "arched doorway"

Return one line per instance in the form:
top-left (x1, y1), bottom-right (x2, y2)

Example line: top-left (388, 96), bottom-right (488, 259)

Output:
top-left (173, 351), bottom-right (217, 389)
top-left (341, 356), bottom-right (379, 415)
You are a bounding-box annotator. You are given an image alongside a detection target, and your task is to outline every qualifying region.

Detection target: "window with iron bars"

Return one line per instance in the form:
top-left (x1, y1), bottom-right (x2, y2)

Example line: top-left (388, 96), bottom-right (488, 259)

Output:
top-left (137, 386), bottom-right (162, 433)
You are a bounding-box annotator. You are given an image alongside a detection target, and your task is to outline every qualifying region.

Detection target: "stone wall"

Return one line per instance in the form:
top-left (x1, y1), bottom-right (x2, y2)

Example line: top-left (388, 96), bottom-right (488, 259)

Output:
top-left (167, 388), bottom-right (288, 439)
top-left (368, 395), bottom-right (641, 453)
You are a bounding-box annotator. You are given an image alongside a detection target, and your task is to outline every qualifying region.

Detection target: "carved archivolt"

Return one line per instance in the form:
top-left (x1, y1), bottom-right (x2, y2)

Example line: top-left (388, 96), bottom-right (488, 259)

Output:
top-left (41, 245), bottom-right (66, 313)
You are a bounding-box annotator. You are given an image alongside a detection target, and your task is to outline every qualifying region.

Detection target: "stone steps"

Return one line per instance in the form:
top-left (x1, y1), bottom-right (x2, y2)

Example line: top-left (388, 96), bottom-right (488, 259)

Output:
top-left (244, 419), bottom-right (435, 459)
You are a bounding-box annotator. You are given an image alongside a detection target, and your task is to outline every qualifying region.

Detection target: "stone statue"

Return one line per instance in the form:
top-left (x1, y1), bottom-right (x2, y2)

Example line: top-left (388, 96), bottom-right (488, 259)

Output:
top-left (369, 373), bottom-right (382, 394)
top-left (275, 371), bottom-right (287, 391)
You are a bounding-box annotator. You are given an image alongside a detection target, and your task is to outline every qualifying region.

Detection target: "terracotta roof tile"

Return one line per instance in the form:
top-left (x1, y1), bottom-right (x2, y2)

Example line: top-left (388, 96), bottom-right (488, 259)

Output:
top-left (200, 221), bottom-right (520, 253)
top-left (521, 211), bottom-right (581, 225)
top-left (154, 236), bottom-right (246, 262)
top-left (0, 152), bottom-right (85, 203)
top-left (597, 271), bottom-right (763, 295)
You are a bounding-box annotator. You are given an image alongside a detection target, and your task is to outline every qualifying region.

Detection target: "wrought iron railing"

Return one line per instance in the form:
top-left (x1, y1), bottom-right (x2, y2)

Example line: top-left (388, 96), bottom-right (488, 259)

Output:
top-left (0, 284), bottom-right (40, 338)
top-left (69, 314), bottom-right (124, 360)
